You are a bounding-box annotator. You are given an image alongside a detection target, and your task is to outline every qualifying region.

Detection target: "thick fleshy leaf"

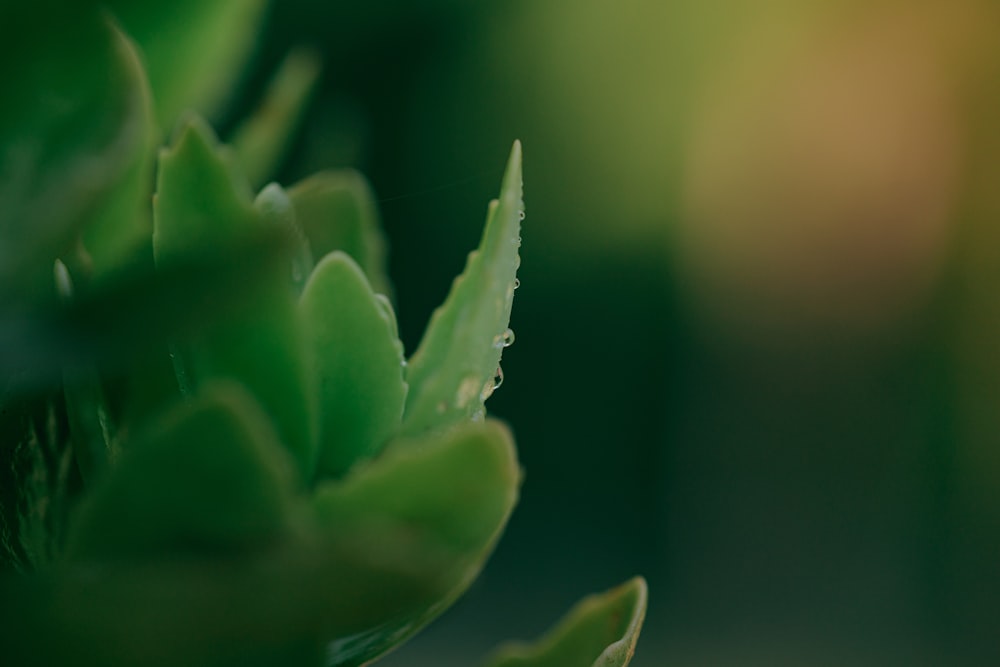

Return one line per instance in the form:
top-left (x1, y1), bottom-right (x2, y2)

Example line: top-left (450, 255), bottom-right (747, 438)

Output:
top-left (107, 0), bottom-right (269, 124)
top-left (300, 252), bottom-right (407, 480)
top-left (0, 419), bottom-right (519, 666)
top-left (232, 48), bottom-right (323, 189)
top-left (153, 117), bottom-right (317, 480)
top-left (65, 382), bottom-right (295, 563)
top-left (312, 419), bottom-right (521, 666)
top-left (0, 10), bottom-right (151, 300)
top-left (152, 116), bottom-right (257, 263)
top-left (402, 141), bottom-right (523, 435)
top-left (288, 170), bottom-right (393, 297)
top-left (254, 182), bottom-right (314, 294)
top-left (482, 578), bottom-right (648, 667)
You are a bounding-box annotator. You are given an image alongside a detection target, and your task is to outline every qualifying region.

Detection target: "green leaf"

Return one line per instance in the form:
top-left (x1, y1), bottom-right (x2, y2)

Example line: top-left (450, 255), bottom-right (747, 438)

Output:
top-left (482, 578), bottom-right (648, 667)
top-left (79, 21), bottom-right (158, 286)
top-left (0, 228), bottom-right (295, 389)
top-left (0, 10), bottom-right (152, 301)
top-left (107, 0), bottom-right (269, 125)
top-left (152, 116), bottom-right (257, 264)
top-left (300, 252), bottom-right (407, 480)
top-left (65, 382), bottom-right (295, 563)
top-left (288, 170), bottom-right (393, 297)
top-left (402, 141), bottom-right (523, 435)
top-left (231, 48), bottom-right (323, 189)
top-left (1, 419), bottom-right (518, 666)
top-left (1, 398), bottom-right (75, 572)
top-left (153, 117), bottom-right (318, 481)
top-left (312, 419), bottom-right (521, 665)
top-left (254, 182), bottom-right (314, 294)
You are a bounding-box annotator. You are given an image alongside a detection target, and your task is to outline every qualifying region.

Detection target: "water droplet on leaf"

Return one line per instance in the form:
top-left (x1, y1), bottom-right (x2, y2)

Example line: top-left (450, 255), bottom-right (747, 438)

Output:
top-left (480, 366), bottom-right (504, 401)
top-left (501, 327), bottom-right (515, 347)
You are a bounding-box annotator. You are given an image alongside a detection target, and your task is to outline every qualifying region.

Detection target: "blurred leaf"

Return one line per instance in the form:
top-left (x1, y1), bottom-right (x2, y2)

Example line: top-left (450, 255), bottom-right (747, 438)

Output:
top-left (65, 382), bottom-right (295, 563)
top-left (152, 116), bottom-right (256, 263)
top-left (107, 0), bottom-right (269, 125)
top-left (79, 21), bottom-right (158, 286)
top-left (482, 578), bottom-right (648, 667)
top-left (401, 141), bottom-right (523, 435)
top-left (231, 48), bottom-right (323, 189)
top-left (0, 419), bottom-right (519, 667)
top-left (301, 252), bottom-right (407, 480)
top-left (62, 365), bottom-right (116, 484)
top-left (14, 406), bottom-right (72, 572)
top-left (0, 228), bottom-right (293, 389)
top-left (288, 170), bottom-right (393, 297)
top-left (0, 9), bottom-right (151, 300)
top-left (312, 418), bottom-right (521, 665)
top-left (153, 117), bottom-right (318, 481)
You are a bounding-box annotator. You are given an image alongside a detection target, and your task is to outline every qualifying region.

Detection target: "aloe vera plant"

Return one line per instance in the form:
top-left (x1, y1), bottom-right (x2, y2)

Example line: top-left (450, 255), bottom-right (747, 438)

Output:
top-left (0, 3), bottom-right (646, 666)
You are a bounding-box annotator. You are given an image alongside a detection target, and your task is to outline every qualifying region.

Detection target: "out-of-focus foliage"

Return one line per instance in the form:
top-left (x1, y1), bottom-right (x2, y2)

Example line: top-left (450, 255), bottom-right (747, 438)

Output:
top-left (0, 3), bottom-right (648, 667)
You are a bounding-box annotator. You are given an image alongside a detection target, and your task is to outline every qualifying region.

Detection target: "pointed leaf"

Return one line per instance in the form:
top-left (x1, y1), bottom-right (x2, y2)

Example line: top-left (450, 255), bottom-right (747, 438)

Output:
top-left (402, 141), bottom-right (523, 435)
top-left (300, 252), bottom-right (407, 480)
top-left (65, 382), bottom-right (295, 563)
top-left (232, 48), bottom-right (323, 189)
top-left (152, 116), bottom-right (257, 265)
top-left (482, 578), bottom-right (648, 667)
top-left (288, 170), bottom-right (393, 297)
top-left (153, 117), bottom-right (318, 480)
top-left (312, 419), bottom-right (521, 665)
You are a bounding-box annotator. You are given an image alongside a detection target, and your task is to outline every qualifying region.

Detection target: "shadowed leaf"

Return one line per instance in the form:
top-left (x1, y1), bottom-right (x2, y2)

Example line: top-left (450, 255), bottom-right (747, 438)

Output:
top-left (0, 10), bottom-right (151, 301)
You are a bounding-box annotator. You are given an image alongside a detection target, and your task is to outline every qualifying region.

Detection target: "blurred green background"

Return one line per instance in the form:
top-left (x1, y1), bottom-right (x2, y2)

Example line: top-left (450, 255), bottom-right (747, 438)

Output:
top-left (220, 1), bottom-right (1000, 664)
top-left (21, 0), bottom-right (999, 664)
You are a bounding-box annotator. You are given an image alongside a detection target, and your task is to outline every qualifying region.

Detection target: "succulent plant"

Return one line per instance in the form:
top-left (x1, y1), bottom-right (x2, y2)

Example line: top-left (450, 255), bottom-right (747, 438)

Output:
top-left (0, 3), bottom-right (646, 666)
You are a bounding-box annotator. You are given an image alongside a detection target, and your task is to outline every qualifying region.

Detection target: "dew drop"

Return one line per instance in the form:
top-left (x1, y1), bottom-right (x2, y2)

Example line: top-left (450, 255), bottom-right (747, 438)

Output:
top-left (479, 366), bottom-right (504, 402)
top-left (513, 278), bottom-right (521, 289)
top-left (501, 327), bottom-right (516, 347)
top-left (518, 210), bottom-right (526, 221)
top-left (53, 259), bottom-right (73, 299)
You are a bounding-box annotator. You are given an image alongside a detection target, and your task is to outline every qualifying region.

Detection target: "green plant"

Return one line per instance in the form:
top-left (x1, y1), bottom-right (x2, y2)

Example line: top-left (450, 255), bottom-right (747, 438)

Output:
top-left (0, 3), bottom-right (646, 666)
